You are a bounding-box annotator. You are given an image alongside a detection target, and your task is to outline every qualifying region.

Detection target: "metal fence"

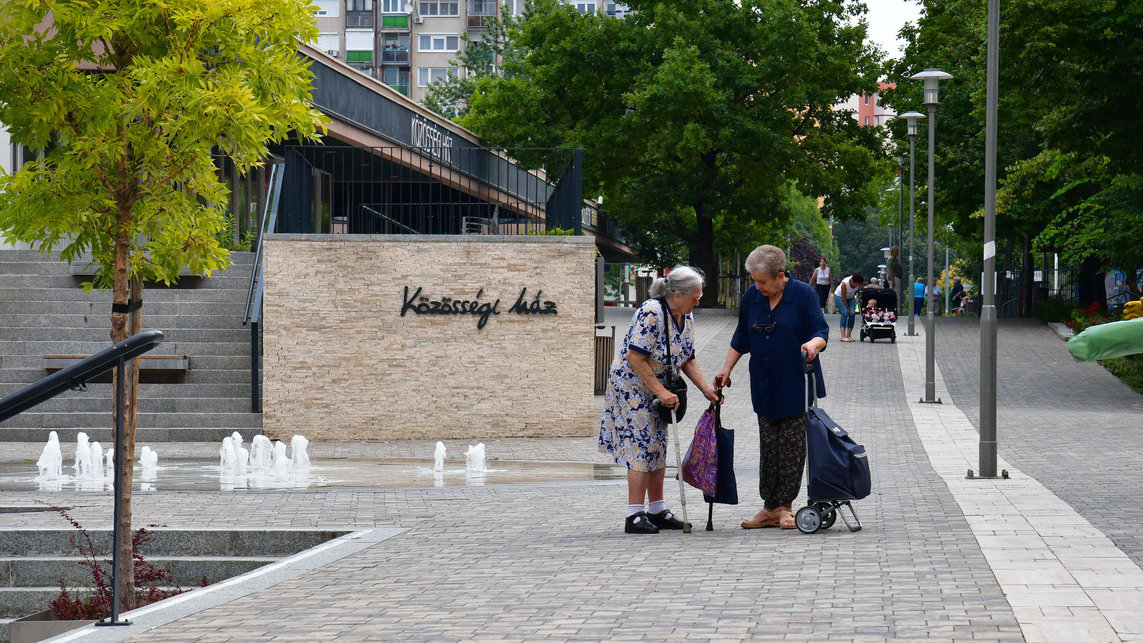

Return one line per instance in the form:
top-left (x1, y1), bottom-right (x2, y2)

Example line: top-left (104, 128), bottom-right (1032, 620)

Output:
top-left (277, 144), bottom-right (583, 236)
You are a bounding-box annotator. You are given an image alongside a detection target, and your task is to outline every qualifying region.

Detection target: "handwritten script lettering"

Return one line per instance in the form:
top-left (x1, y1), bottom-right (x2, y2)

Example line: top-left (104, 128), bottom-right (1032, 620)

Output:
top-left (401, 287), bottom-right (558, 329)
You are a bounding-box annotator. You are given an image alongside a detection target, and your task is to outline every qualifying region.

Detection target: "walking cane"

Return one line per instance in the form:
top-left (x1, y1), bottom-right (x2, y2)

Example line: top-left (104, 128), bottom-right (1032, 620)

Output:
top-left (651, 398), bottom-right (693, 533)
top-left (669, 407), bottom-right (693, 533)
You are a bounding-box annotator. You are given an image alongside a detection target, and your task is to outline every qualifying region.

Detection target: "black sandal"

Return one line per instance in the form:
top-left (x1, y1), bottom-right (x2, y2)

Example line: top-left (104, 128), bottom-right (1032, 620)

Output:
top-left (625, 512), bottom-right (660, 534)
top-left (648, 509), bottom-right (685, 530)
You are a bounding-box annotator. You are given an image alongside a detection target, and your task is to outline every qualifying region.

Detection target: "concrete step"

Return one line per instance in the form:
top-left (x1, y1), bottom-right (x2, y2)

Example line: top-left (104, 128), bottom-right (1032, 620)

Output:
top-left (0, 328), bottom-right (251, 344)
top-left (0, 556), bottom-right (277, 589)
top-left (0, 426), bottom-right (260, 442)
top-left (0, 274), bottom-right (255, 290)
top-left (0, 367), bottom-right (252, 386)
top-left (0, 382), bottom-right (252, 399)
top-left (0, 287), bottom-right (252, 303)
top-left (0, 313), bottom-right (254, 331)
top-left (0, 396), bottom-right (253, 414)
top-left (0, 250), bottom-right (257, 266)
top-left (0, 300), bottom-right (253, 317)
top-left (0, 340), bottom-right (250, 357)
top-left (0, 529), bottom-right (347, 557)
top-left (0, 411), bottom-right (263, 429)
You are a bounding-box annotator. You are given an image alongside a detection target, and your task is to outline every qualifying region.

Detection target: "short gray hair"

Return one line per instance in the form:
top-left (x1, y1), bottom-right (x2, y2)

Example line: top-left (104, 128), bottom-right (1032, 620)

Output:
top-left (744, 245), bottom-right (786, 278)
top-left (649, 266), bottom-right (704, 298)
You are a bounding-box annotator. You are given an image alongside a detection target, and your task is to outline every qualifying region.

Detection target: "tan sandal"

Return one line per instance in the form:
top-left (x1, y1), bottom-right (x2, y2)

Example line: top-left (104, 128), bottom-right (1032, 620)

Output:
top-left (777, 507), bottom-right (796, 529)
top-left (741, 508), bottom-right (780, 529)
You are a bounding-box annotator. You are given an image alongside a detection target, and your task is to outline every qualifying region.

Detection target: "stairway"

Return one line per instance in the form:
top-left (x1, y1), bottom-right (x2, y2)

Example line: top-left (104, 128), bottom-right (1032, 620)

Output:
top-left (0, 249), bottom-right (262, 441)
top-left (0, 526), bottom-right (347, 642)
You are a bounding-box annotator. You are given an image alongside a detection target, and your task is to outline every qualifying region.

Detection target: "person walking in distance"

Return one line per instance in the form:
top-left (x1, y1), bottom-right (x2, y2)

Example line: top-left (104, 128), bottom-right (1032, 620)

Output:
top-left (810, 257), bottom-right (832, 313)
top-left (913, 277), bottom-right (925, 316)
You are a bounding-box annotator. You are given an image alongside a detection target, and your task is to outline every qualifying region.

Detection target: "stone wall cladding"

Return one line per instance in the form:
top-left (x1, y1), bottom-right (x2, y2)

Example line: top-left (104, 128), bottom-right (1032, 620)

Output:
top-left (262, 234), bottom-right (596, 441)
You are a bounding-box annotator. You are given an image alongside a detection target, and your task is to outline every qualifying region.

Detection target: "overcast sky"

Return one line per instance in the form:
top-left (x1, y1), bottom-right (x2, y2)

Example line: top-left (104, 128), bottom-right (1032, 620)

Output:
top-left (861, 0), bottom-right (923, 60)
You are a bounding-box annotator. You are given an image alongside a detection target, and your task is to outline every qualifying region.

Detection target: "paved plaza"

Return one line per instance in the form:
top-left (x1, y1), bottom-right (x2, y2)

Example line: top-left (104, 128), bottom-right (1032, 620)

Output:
top-left (2, 311), bottom-right (1142, 641)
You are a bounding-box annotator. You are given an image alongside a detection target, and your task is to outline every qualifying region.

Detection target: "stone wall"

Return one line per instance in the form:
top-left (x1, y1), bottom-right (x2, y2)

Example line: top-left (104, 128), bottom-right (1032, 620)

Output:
top-left (262, 234), bottom-right (596, 441)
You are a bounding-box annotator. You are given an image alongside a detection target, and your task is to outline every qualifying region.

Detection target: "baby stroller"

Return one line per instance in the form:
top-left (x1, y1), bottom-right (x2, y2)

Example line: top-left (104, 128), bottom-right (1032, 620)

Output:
top-left (858, 287), bottom-right (897, 343)
top-left (795, 354), bottom-right (870, 534)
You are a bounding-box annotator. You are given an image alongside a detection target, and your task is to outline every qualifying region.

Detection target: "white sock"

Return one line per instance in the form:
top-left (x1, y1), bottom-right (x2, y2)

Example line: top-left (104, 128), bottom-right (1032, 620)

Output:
top-left (648, 500), bottom-right (667, 514)
top-left (627, 504), bottom-right (644, 518)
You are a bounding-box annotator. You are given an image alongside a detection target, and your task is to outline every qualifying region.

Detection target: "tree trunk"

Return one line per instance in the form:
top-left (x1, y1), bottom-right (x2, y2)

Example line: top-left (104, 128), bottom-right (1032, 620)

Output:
top-left (110, 209), bottom-right (138, 613)
top-left (1077, 255), bottom-right (1107, 308)
top-left (689, 203), bottom-right (718, 308)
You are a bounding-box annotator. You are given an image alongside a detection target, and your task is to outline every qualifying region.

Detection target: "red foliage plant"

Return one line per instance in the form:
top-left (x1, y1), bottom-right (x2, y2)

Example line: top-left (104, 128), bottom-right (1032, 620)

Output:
top-left (36, 502), bottom-right (184, 620)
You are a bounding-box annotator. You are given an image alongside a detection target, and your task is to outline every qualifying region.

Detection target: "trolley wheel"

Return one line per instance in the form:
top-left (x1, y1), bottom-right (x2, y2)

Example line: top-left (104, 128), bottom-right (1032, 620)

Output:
top-left (813, 502), bottom-right (837, 530)
top-left (795, 506), bottom-right (822, 534)
top-left (891, 337), bottom-right (896, 343)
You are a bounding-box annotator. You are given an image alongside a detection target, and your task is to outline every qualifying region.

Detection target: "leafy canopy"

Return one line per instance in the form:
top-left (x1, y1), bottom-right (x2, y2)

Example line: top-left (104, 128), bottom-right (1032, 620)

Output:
top-left (457, 0), bottom-right (886, 295)
top-left (0, 0), bottom-right (324, 288)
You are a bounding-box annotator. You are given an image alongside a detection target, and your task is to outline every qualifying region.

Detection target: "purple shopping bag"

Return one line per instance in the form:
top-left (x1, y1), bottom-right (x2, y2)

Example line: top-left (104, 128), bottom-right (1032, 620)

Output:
top-left (682, 406), bottom-right (718, 497)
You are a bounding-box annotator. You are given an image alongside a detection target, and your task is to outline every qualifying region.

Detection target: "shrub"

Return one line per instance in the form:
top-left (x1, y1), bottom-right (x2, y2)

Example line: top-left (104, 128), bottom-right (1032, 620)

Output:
top-left (38, 503), bottom-right (184, 620)
top-left (1065, 302), bottom-right (1117, 334)
top-left (1036, 297), bottom-right (1074, 323)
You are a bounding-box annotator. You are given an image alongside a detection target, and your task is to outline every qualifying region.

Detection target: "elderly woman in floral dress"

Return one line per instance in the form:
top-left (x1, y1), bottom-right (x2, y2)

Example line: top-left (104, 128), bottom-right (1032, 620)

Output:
top-left (599, 266), bottom-right (720, 534)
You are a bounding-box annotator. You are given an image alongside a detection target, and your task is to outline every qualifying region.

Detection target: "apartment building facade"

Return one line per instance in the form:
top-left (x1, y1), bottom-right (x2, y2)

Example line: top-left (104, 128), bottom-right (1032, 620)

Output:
top-left (312, 0), bottom-right (624, 104)
top-left (839, 81), bottom-right (897, 127)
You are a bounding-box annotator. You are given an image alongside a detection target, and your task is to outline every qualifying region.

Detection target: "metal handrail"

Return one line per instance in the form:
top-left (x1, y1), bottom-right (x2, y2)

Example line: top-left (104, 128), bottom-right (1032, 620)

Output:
top-left (361, 205), bottom-right (421, 234)
top-left (243, 162), bottom-right (285, 327)
top-left (0, 330), bottom-right (165, 423)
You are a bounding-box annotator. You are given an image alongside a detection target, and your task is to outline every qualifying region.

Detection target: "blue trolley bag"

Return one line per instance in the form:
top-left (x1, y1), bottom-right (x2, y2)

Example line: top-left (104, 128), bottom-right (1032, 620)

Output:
top-left (795, 355), bottom-right (870, 533)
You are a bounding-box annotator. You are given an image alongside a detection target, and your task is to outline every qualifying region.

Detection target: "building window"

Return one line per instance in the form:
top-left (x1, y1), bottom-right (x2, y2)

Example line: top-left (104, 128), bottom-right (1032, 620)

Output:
top-left (381, 33), bottom-right (410, 62)
top-left (419, 0), bottom-right (459, 15)
top-left (417, 67), bottom-right (457, 86)
top-left (864, 116), bottom-right (870, 125)
top-left (347, 0), bottom-right (372, 9)
top-left (419, 34), bottom-right (460, 52)
top-left (468, 0), bottom-right (495, 14)
top-left (382, 0), bottom-right (404, 11)
top-left (383, 66), bottom-right (411, 95)
top-left (573, 1), bottom-right (596, 12)
top-left (864, 93), bottom-right (870, 105)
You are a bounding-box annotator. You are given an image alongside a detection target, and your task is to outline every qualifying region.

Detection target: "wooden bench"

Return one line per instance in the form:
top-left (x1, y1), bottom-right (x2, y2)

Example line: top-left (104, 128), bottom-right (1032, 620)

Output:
top-left (44, 355), bottom-right (189, 383)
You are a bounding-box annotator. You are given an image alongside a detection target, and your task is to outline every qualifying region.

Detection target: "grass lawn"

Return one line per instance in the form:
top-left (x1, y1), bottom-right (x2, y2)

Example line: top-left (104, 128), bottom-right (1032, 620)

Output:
top-left (1099, 354), bottom-right (1143, 396)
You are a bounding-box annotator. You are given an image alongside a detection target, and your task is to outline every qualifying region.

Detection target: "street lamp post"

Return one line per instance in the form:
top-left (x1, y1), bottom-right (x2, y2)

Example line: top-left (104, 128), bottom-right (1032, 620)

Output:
top-left (910, 68), bottom-right (952, 404)
top-left (900, 111), bottom-right (925, 337)
top-left (980, 0), bottom-right (1001, 478)
top-left (898, 154), bottom-right (906, 308)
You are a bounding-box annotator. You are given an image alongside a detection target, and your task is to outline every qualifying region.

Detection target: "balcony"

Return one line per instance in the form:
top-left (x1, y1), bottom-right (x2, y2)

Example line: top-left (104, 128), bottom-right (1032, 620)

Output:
top-left (380, 48), bottom-right (410, 63)
top-left (467, 0), bottom-right (494, 27)
top-left (380, 14), bottom-right (410, 28)
top-left (386, 84), bottom-right (409, 96)
top-left (346, 10), bottom-right (373, 27)
top-left (467, 15), bottom-right (492, 28)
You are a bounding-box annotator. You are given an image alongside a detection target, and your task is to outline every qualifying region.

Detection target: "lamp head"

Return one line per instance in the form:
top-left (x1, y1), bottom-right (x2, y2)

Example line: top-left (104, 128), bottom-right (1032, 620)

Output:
top-left (910, 68), bottom-right (953, 106)
top-left (900, 111), bottom-right (926, 137)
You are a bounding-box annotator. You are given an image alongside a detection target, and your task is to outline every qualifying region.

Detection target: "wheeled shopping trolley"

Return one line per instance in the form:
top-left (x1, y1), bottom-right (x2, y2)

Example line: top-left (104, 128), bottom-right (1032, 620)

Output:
top-left (795, 355), bottom-right (871, 534)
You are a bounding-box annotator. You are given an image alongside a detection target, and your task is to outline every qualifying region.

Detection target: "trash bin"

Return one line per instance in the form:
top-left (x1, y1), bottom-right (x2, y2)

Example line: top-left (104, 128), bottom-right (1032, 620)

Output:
top-left (594, 325), bottom-right (616, 395)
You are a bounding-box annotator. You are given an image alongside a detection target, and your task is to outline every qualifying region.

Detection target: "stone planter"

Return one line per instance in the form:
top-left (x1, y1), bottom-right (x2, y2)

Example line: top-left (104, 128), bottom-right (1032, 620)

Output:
top-left (9, 610), bottom-right (96, 643)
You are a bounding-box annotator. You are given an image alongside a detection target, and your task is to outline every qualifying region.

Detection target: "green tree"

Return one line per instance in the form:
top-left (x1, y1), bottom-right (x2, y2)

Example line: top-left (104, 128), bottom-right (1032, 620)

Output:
top-left (885, 0), bottom-right (1143, 305)
top-left (0, 0), bottom-right (323, 609)
top-left (461, 0), bottom-right (887, 304)
top-left (423, 11), bottom-right (518, 120)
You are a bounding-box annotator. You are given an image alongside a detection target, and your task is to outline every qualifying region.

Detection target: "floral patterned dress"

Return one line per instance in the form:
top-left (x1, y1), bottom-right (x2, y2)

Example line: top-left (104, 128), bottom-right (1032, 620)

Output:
top-left (598, 299), bottom-right (696, 472)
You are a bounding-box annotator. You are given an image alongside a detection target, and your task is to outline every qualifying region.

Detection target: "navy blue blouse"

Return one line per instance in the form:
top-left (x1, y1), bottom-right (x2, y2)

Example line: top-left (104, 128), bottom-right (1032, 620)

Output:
top-left (730, 279), bottom-right (829, 420)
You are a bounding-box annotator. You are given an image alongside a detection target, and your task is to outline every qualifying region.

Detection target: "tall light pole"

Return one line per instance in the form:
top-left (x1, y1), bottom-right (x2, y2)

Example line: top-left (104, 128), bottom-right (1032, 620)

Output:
top-left (911, 68), bottom-right (952, 404)
top-left (898, 154), bottom-right (906, 309)
top-left (900, 111), bottom-right (925, 337)
top-left (979, 0), bottom-right (1001, 478)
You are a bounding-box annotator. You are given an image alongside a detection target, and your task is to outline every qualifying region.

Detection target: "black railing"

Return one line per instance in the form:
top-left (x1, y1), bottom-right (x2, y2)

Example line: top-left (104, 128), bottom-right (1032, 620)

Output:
top-left (0, 330), bottom-right (165, 423)
top-left (243, 161), bottom-right (285, 414)
top-left (0, 329), bottom-right (164, 629)
top-left (278, 144), bottom-right (583, 235)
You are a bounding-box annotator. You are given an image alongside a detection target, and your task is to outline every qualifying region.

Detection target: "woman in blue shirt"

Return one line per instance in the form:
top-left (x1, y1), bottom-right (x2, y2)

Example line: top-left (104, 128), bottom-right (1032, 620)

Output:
top-left (714, 245), bottom-right (829, 530)
top-left (913, 277), bottom-right (925, 316)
